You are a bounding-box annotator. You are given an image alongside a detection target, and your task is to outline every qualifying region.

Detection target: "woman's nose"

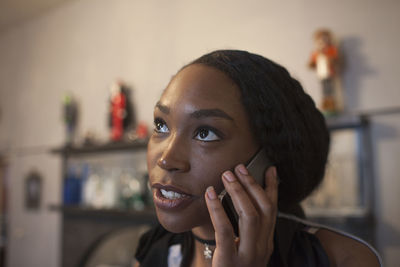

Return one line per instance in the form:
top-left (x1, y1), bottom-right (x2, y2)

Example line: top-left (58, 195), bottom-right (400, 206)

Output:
top-left (157, 136), bottom-right (190, 172)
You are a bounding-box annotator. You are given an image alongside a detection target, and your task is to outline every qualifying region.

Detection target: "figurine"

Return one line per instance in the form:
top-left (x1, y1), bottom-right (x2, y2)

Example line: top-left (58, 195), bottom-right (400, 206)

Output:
top-left (109, 81), bottom-right (134, 141)
top-left (308, 29), bottom-right (340, 115)
top-left (109, 81), bottom-right (126, 141)
top-left (136, 122), bottom-right (149, 139)
top-left (127, 121), bottom-right (149, 141)
top-left (82, 130), bottom-right (99, 146)
top-left (63, 94), bottom-right (78, 145)
top-left (25, 170), bottom-right (42, 210)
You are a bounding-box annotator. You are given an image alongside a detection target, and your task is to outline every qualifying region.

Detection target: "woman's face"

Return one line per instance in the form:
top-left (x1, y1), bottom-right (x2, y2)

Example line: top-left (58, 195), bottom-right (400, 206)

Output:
top-left (147, 64), bottom-right (259, 233)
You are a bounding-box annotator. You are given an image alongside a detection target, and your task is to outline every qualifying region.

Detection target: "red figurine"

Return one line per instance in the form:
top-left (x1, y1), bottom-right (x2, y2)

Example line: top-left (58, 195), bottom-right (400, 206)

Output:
top-left (109, 81), bottom-right (127, 141)
top-left (136, 122), bottom-right (149, 139)
top-left (308, 29), bottom-right (340, 115)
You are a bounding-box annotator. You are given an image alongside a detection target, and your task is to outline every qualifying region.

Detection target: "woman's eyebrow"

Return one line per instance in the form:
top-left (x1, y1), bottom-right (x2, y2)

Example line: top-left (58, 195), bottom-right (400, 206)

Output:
top-left (190, 109), bottom-right (234, 121)
top-left (156, 102), bottom-right (234, 121)
top-left (155, 101), bottom-right (170, 114)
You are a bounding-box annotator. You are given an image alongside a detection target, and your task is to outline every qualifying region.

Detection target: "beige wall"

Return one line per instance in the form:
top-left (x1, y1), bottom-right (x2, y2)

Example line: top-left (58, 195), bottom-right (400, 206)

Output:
top-left (0, 0), bottom-right (399, 266)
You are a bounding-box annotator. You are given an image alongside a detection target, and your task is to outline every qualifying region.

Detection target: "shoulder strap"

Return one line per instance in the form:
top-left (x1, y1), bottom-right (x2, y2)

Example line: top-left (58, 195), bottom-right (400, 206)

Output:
top-left (278, 212), bottom-right (383, 267)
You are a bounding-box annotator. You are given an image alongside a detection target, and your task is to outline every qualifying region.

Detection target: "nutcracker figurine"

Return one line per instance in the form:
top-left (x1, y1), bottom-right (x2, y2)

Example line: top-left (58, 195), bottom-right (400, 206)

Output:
top-left (109, 81), bottom-right (135, 141)
top-left (308, 29), bottom-right (340, 115)
top-left (109, 81), bottom-right (127, 141)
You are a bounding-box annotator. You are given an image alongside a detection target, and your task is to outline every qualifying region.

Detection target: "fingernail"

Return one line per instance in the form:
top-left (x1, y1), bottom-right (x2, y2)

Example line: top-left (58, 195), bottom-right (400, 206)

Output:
top-left (206, 186), bottom-right (217, 200)
top-left (273, 167), bottom-right (277, 179)
top-left (272, 167), bottom-right (280, 184)
top-left (237, 164), bottom-right (248, 175)
top-left (223, 171), bottom-right (236, 182)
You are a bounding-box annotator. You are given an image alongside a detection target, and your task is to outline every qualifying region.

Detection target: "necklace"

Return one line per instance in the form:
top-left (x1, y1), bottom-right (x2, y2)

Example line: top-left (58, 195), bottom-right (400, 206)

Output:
top-left (192, 233), bottom-right (216, 260)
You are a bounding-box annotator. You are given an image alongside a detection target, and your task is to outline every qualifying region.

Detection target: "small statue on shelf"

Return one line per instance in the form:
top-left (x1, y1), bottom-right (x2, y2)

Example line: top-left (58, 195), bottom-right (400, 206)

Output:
top-left (25, 169), bottom-right (42, 210)
top-left (308, 29), bottom-right (341, 115)
top-left (63, 94), bottom-right (78, 145)
top-left (127, 121), bottom-right (149, 141)
top-left (82, 130), bottom-right (100, 146)
top-left (109, 81), bottom-right (134, 141)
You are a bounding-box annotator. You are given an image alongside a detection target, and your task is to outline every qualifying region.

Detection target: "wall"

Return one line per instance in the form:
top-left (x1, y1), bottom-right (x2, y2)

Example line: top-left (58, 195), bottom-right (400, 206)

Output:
top-left (0, 0), bottom-right (399, 266)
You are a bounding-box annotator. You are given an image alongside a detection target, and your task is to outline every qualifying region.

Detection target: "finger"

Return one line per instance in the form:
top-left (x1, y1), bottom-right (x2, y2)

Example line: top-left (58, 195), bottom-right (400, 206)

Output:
top-left (262, 166), bottom-right (279, 250)
top-left (222, 171), bottom-right (259, 256)
top-left (234, 164), bottom-right (269, 212)
top-left (235, 165), bottom-right (278, 253)
top-left (205, 186), bottom-right (236, 253)
top-left (234, 164), bottom-right (278, 218)
top-left (264, 166), bottom-right (278, 206)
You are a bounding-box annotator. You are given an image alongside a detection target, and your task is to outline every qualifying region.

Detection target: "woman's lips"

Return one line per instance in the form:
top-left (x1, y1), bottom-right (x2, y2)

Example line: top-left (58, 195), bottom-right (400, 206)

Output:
top-left (152, 183), bottom-right (195, 211)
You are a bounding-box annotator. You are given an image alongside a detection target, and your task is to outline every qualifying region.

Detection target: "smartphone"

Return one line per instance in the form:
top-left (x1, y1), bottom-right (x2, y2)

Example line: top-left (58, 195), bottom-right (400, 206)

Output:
top-left (218, 149), bottom-right (273, 236)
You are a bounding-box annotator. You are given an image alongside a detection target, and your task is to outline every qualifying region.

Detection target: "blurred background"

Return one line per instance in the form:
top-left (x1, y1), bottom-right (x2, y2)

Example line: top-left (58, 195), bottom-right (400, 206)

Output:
top-left (0, 0), bottom-right (399, 266)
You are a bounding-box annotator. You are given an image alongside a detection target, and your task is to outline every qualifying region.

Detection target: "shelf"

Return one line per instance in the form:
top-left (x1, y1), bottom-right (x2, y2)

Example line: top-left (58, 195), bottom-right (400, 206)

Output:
top-left (325, 114), bottom-right (368, 131)
top-left (50, 115), bottom-right (372, 154)
top-left (50, 205), bottom-right (156, 223)
top-left (51, 139), bottom-right (148, 155)
top-left (303, 206), bottom-right (369, 218)
top-left (325, 106), bottom-right (400, 131)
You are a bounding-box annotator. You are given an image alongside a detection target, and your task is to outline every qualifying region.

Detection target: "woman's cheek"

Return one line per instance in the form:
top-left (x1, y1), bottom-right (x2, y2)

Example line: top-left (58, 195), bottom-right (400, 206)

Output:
top-left (146, 140), bottom-right (159, 171)
top-left (193, 160), bottom-right (227, 192)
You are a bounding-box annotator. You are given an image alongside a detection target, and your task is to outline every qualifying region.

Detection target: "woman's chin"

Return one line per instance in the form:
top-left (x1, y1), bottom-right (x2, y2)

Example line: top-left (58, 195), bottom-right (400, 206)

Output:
top-left (155, 208), bottom-right (208, 233)
top-left (161, 222), bottom-right (190, 233)
top-left (156, 210), bottom-right (191, 233)
top-left (157, 214), bottom-right (192, 233)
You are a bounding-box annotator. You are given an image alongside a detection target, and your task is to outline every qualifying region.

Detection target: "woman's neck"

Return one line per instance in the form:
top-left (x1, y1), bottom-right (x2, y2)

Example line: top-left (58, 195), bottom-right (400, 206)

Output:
top-left (190, 224), bottom-right (215, 267)
top-left (190, 241), bottom-right (214, 267)
top-left (191, 224), bottom-right (215, 240)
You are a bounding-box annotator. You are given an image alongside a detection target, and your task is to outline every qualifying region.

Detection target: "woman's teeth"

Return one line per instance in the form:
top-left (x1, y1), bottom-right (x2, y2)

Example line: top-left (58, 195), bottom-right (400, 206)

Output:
top-left (160, 189), bottom-right (185, 199)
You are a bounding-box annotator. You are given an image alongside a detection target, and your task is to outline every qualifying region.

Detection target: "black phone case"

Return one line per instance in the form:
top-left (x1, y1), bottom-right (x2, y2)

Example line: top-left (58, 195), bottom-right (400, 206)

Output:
top-left (219, 149), bottom-right (272, 236)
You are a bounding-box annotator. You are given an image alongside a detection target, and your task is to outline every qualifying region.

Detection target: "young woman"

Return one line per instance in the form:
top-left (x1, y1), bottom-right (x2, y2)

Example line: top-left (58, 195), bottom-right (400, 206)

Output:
top-left (134, 50), bottom-right (381, 267)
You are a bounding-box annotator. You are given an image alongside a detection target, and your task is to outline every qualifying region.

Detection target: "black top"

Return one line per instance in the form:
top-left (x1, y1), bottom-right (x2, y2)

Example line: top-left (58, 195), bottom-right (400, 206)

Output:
top-left (135, 213), bottom-right (330, 267)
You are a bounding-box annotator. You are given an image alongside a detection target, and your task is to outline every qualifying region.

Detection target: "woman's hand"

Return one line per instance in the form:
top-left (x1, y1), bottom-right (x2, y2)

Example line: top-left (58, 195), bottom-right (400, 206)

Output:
top-left (205, 164), bottom-right (278, 267)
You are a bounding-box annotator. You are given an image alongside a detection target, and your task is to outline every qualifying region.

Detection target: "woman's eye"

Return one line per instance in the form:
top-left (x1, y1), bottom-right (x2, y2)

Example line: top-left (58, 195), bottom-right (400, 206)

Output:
top-left (154, 119), bottom-right (169, 133)
top-left (194, 128), bottom-right (220, 142)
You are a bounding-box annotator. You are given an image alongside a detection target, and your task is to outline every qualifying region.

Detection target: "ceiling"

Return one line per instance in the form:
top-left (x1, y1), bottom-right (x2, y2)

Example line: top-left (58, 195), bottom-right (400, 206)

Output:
top-left (0, 0), bottom-right (71, 33)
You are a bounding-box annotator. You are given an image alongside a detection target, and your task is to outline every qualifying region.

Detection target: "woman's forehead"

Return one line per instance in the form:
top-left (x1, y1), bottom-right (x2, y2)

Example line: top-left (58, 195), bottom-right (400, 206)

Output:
top-left (159, 64), bottom-right (243, 112)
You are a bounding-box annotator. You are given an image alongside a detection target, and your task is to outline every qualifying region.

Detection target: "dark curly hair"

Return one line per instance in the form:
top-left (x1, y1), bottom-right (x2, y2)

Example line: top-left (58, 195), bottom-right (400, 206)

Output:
top-left (187, 50), bottom-right (330, 212)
